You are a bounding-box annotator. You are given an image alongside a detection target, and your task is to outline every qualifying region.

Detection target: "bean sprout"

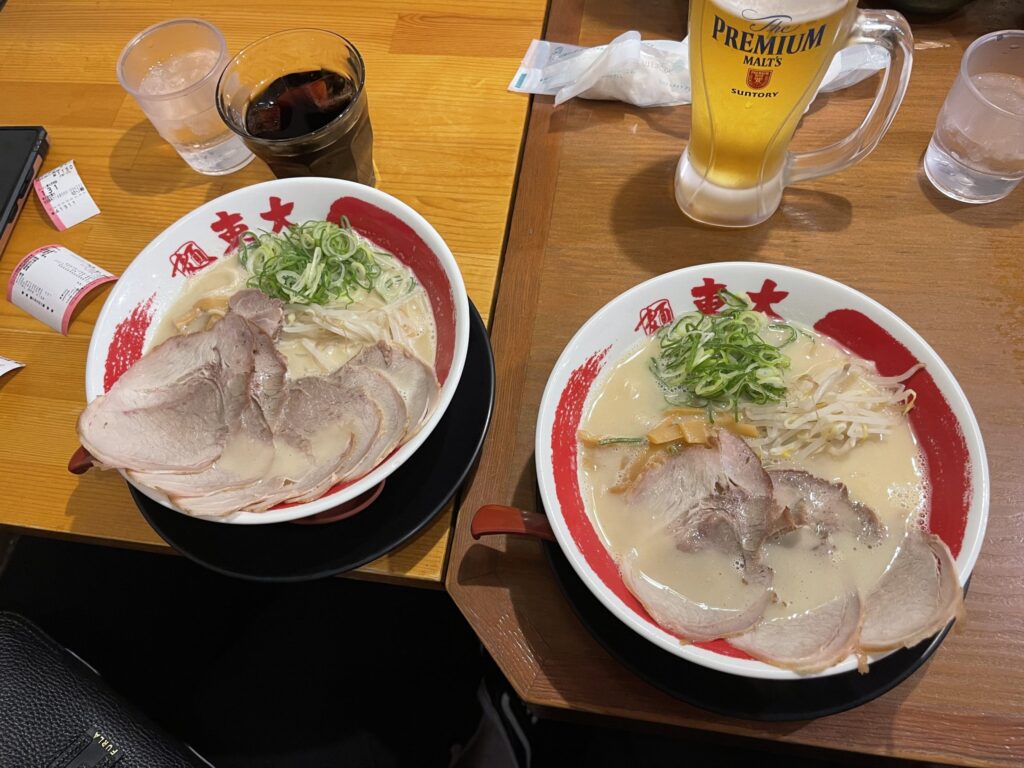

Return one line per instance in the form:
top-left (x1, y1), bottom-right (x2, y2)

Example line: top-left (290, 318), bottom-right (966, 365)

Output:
top-left (742, 361), bottom-right (922, 460)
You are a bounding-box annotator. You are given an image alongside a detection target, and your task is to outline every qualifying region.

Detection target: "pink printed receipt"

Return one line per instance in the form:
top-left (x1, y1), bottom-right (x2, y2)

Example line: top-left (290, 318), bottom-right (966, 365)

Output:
top-left (33, 160), bottom-right (100, 231)
top-left (6, 246), bottom-right (115, 335)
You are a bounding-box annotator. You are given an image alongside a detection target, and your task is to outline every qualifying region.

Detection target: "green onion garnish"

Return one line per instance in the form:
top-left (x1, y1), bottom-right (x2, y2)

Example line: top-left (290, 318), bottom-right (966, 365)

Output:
top-left (236, 218), bottom-right (387, 306)
top-left (649, 289), bottom-right (793, 413)
top-left (596, 436), bottom-right (648, 446)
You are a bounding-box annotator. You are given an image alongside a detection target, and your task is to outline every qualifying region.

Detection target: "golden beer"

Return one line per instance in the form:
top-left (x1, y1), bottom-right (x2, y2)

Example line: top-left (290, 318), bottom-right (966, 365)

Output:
top-left (676, 0), bottom-right (913, 227)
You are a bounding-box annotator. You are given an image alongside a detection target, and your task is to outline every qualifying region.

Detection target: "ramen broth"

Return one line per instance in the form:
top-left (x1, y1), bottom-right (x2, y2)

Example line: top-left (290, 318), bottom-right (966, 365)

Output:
top-left (580, 325), bottom-right (925, 624)
top-left (151, 252), bottom-right (436, 378)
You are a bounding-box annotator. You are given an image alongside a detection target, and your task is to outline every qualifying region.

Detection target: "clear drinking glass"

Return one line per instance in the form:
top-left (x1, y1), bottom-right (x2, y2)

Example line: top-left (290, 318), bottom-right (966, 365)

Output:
top-left (216, 29), bottom-right (375, 186)
top-left (117, 19), bottom-right (254, 175)
top-left (924, 30), bottom-right (1024, 204)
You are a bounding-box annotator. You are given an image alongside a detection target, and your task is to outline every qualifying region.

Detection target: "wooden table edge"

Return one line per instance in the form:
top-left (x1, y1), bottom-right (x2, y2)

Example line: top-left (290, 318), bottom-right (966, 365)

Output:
top-left (446, 0), bottom-right (584, 716)
top-left (518, 676), bottom-right (1001, 768)
top-left (0, 514), bottom-right (453, 587)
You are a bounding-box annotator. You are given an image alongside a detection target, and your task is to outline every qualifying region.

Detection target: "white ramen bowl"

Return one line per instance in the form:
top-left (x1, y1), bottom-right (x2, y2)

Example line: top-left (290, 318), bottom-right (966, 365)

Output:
top-left (535, 263), bottom-right (988, 680)
top-left (86, 178), bottom-right (469, 524)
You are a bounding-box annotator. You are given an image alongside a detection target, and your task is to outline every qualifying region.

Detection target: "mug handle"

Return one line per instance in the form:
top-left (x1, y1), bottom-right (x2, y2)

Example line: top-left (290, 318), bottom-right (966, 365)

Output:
top-left (785, 9), bottom-right (913, 185)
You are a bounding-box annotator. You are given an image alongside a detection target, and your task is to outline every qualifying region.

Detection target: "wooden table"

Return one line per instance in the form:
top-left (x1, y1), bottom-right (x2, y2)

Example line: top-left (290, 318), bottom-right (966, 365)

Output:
top-left (449, 0), bottom-right (1024, 764)
top-left (0, 0), bottom-right (546, 585)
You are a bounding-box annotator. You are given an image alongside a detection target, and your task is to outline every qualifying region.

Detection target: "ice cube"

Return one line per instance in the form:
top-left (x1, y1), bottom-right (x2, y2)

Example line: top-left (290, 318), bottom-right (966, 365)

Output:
top-left (300, 73), bottom-right (355, 114)
top-left (246, 101), bottom-right (283, 135)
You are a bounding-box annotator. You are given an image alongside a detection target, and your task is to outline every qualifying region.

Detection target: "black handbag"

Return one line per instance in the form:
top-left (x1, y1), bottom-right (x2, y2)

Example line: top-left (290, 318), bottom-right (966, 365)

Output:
top-left (0, 612), bottom-right (212, 767)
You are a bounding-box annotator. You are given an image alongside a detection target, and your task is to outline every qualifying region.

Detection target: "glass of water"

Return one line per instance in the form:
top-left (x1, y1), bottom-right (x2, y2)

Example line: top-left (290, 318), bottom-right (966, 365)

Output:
top-left (924, 30), bottom-right (1024, 204)
top-left (117, 19), bottom-right (254, 175)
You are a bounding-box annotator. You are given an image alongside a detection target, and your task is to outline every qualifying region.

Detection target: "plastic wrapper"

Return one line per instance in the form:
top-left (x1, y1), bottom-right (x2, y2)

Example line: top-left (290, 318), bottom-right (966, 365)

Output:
top-left (509, 30), bottom-right (889, 108)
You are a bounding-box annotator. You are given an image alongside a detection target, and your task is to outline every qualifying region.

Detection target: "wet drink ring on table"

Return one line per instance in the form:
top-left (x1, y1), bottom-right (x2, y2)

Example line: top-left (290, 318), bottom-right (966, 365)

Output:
top-left (676, 0), bottom-right (913, 228)
top-left (216, 29), bottom-right (375, 186)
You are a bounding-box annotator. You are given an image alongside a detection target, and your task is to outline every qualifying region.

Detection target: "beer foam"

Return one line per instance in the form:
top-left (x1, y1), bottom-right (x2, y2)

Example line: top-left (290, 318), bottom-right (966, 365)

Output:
top-left (710, 0), bottom-right (848, 24)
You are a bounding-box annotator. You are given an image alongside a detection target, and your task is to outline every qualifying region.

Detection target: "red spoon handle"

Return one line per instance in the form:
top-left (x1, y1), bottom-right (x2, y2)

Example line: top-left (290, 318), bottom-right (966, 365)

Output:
top-left (471, 504), bottom-right (557, 542)
top-left (67, 445), bottom-right (95, 475)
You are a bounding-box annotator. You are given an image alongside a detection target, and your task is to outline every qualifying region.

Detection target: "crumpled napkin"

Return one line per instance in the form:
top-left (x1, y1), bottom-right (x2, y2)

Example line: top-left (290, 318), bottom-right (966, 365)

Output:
top-left (509, 30), bottom-right (889, 108)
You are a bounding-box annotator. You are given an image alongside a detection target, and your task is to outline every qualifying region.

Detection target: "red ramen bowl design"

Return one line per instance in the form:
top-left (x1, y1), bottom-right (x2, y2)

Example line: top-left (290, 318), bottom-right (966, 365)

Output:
top-left (86, 178), bottom-right (469, 524)
top-left (535, 264), bottom-right (988, 680)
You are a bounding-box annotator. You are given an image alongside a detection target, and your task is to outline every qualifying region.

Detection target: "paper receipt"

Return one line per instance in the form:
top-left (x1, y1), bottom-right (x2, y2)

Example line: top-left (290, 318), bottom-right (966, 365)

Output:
top-left (6, 246), bottom-right (115, 334)
top-left (33, 160), bottom-right (101, 231)
top-left (0, 355), bottom-right (24, 379)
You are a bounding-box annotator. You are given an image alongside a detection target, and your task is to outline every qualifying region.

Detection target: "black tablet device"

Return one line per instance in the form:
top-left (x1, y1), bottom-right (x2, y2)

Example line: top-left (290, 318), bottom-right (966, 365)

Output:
top-left (0, 127), bottom-right (48, 259)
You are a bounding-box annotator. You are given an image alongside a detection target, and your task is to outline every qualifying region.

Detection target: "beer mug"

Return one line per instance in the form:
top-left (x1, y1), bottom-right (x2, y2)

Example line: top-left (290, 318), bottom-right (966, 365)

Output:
top-left (676, 1), bottom-right (913, 227)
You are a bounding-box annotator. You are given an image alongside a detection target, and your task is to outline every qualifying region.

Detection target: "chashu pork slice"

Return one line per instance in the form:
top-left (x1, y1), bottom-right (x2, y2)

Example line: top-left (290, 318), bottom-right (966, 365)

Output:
top-left (129, 398), bottom-right (275, 498)
top-left (274, 358), bottom-right (416, 505)
top-left (770, 470), bottom-right (886, 549)
top-left (228, 289), bottom-right (284, 339)
top-left (169, 438), bottom-right (321, 517)
top-left (280, 362), bottom-right (413, 504)
top-left (619, 433), bottom-right (796, 642)
top-left (327, 364), bottom-right (408, 485)
top-left (730, 592), bottom-right (863, 673)
top-left (267, 363), bottom-right (412, 506)
top-left (626, 441), bottom-right (729, 532)
top-left (250, 327), bottom-right (289, 428)
top-left (626, 431), bottom-right (786, 559)
top-left (171, 348), bottom-right (411, 516)
top-left (172, 378), bottom-right (384, 516)
top-left (128, 323), bottom-right (286, 499)
top-left (621, 548), bottom-right (774, 643)
top-left (77, 313), bottom-right (256, 473)
top-left (348, 341), bottom-right (439, 434)
top-left (859, 530), bottom-right (963, 652)
top-left (260, 378), bottom-right (386, 507)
